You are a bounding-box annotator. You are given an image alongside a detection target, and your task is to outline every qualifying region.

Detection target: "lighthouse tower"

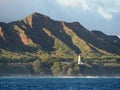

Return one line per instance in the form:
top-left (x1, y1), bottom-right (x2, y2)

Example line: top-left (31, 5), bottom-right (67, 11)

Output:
top-left (78, 55), bottom-right (83, 65)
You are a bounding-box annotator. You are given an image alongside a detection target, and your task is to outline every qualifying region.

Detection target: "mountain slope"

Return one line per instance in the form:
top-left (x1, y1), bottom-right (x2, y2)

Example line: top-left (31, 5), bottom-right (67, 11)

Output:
top-left (0, 12), bottom-right (120, 57)
top-left (0, 12), bottom-right (120, 76)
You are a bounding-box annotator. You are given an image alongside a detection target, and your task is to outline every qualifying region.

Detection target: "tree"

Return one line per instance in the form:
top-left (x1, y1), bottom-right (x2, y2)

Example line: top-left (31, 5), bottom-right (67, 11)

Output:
top-left (51, 62), bottom-right (62, 76)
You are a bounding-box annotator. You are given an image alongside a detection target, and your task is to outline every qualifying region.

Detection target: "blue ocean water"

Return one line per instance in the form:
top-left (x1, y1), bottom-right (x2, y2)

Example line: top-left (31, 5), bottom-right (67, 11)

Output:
top-left (0, 77), bottom-right (120, 90)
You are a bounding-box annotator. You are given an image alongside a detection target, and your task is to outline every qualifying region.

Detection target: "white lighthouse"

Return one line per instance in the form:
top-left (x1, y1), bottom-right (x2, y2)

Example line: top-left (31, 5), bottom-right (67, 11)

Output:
top-left (78, 55), bottom-right (83, 65)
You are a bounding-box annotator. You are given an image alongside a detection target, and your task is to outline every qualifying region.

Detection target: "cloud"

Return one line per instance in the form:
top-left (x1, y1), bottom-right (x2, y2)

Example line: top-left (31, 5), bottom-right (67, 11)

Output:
top-left (56, 0), bottom-right (90, 11)
top-left (118, 35), bottom-right (120, 39)
top-left (97, 7), bottom-right (112, 20)
top-left (56, 0), bottom-right (79, 7)
top-left (55, 0), bottom-right (120, 20)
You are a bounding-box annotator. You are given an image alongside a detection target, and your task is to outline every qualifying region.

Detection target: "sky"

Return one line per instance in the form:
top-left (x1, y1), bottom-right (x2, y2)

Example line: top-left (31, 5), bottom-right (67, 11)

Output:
top-left (0, 0), bottom-right (120, 37)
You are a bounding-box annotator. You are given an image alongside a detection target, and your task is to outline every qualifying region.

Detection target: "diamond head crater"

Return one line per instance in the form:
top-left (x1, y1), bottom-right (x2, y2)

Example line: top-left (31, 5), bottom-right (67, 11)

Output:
top-left (0, 12), bottom-right (120, 76)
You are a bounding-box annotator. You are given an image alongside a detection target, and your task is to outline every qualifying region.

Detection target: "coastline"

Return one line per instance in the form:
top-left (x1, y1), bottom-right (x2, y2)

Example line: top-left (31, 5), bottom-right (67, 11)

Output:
top-left (1, 75), bottom-right (120, 79)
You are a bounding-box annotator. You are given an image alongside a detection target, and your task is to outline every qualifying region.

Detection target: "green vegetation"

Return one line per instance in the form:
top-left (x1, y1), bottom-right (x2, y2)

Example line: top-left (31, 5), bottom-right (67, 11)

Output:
top-left (0, 12), bottom-right (120, 76)
top-left (0, 48), bottom-right (120, 76)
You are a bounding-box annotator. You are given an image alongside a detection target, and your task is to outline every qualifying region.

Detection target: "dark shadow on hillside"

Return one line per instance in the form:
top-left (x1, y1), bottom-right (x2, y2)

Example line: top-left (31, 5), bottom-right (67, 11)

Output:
top-left (18, 18), bottom-right (80, 53)
top-left (19, 21), bottom-right (55, 51)
top-left (0, 23), bottom-right (38, 53)
top-left (65, 22), bottom-right (120, 55)
top-left (44, 21), bottom-right (81, 54)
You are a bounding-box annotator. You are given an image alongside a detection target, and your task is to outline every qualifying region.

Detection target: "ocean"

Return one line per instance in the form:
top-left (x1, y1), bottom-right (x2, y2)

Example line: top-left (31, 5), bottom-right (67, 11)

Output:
top-left (0, 77), bottom-right (120, 90)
